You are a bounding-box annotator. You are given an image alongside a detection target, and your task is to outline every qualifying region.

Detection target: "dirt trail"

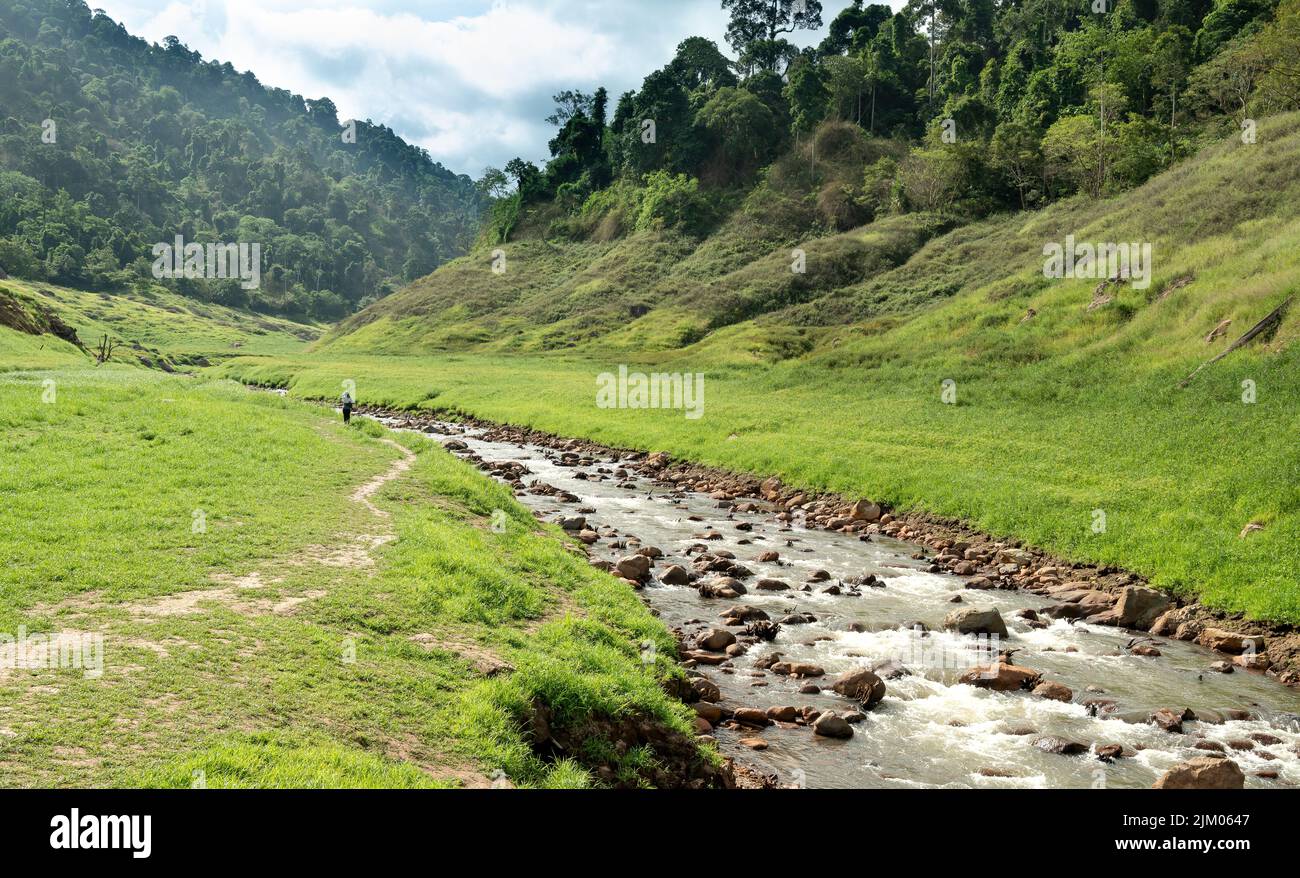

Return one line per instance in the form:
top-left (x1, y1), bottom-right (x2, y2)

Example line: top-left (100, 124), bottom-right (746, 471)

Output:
top-left (351, 438), bottom-right (416, 519)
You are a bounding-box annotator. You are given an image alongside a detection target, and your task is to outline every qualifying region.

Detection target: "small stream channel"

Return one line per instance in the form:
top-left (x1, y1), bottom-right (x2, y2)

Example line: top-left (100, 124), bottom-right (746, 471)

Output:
top-left (388, 417), bottom-right (1300, 789)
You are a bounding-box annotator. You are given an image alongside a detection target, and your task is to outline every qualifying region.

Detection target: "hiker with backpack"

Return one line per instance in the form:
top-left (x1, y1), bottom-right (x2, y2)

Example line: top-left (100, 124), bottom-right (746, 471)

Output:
top-left (341, 389), bottom-right (354, 424)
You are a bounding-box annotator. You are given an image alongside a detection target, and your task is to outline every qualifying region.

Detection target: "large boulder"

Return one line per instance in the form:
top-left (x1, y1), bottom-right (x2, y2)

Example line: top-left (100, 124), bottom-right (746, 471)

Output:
top-left (943, 607), bottom-right (1008, 638)
top-left (659, 564), bottom-right (691, 585)
top-left (1115, 586), bottom-right (1173, 629)
top-left (959, 661), bottom-right (1042, 692)
top-left (1152, 757), bottom-right (1244, 790)
top-left (830, 668), bottom-right (887, 708)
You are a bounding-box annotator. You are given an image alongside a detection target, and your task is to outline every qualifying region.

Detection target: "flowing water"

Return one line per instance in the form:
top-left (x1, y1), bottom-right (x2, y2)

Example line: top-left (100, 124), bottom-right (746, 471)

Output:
top-left (396, 420), bottom-right (1300, 789)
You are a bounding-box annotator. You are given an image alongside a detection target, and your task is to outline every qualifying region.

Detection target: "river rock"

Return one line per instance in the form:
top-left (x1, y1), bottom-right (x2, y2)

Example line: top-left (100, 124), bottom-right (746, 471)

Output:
top-left (558, 515), bottom-right (586, 531)
top-left (720, 605), bottom-right (768, 622)
top-left (959, 661), bottom-right (1041, 692)
top-left (659, 564), bottom-right (691, 585)
top-left (766, 705), bottom-right (798, 722)
top-left (615, 554), bottom-right (652, 582)
top-left (849, 500), bottom-right (882, 522)
top-left (755, 578), bottom-right (790, 591)
top-left (757, 550), bottom-right (780, 562)
top-left (830, 668), bottom-right (887, 708)
top-left (1152, 756), bottom-right (1244, 789)
top-left (1033, 736), bottom-right (1088, 755)
top-left (691, 677), bottom-right (720, 703)
top-left (699, 577), bottom-right (745, 598)
top-left (1033, 681), bottom-right (1073, 702)
top-left (695, 628), bottom-right (736, 652)
top-left (693, 702), bottom-right (723, 723)
top-left (943, 607), bottom-right (1008, 637)
top-left (812, 712), bottom-right (854, 739)
top-left (1198, 628), bottom-right (1265, 655)
top-left (771, 662), bottom-right (824, 678)
top-left (1115, 586), bottom-right (1173, 629)
top-left (732, 707), bottom-right (772, 727)
top-left (1150, 708), bottom-right (1184, 733)
top-left (1233, 652), bottom-right (1270, 670)
top-left (1096, 743), bottom-right (1124, 761)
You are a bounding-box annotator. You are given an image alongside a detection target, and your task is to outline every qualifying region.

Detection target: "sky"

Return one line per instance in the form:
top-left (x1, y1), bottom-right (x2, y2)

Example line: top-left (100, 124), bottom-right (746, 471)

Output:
top-left (90, 0), bottom-right (870, 179)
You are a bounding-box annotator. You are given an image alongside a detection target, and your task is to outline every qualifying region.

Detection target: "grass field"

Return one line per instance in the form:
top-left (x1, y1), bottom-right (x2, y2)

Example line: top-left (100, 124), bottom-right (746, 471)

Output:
top-left (0, 367), bottom-right (694, 787)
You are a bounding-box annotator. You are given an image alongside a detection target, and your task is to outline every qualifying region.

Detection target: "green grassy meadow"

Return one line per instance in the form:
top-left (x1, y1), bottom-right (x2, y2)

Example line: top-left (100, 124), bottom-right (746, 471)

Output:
top-left (0, 365), bottom-right (693, 787)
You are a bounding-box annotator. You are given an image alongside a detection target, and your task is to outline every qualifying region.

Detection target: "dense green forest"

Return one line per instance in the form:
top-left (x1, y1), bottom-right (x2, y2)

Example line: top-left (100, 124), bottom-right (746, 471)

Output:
top-left (486, 0), bottom-right (1300, 240)
top-left (0, 0), bottom-right (484, 319)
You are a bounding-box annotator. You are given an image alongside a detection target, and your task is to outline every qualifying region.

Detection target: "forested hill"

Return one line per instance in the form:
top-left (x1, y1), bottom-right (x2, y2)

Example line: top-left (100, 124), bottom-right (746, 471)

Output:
top-left (325, 0), bottom-right (1300, 353)
top-left (0, 0), bottom-right (483, 320)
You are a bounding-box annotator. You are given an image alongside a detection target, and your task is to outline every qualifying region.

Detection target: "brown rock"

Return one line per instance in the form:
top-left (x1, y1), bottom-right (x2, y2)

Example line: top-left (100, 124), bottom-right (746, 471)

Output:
top-left (1198, 628), bottom-right (1265, 655)
top-left (1115, 586), bottom-right (1173, 629)
top-left (1152, 757), bottom-right (1244, 790)
top-left (1033, 736), bottom-right (1088, 755)
top-left (849, 500), bottom-right (882, 522)
top-left (943, 607), bottom-right (1009, 637)
top-left (1033, 681), bottom-right (1073, 702)
top-left (1150, 708), bottom-right (1184, 734)
top-left (812, 712), bottom-right (854, 739)
top-left (615, 554), bottom-right (652, 582)
top-left (830, 668), bottom-right (887, 708)
top-left (959, 661), bottom-right (1041, 692)
top-left (695, 628), bottom-right (736, 652)
top-left (732, 708), bottom-right (773, 727)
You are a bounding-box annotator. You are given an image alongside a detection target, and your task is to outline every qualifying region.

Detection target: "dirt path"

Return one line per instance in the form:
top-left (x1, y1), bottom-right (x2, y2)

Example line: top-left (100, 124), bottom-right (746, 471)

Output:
top-left (351, 438), bottom-right (416, 520)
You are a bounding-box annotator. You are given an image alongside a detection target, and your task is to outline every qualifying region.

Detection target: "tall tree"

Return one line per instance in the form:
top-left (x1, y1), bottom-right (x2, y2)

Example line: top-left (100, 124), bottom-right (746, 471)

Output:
top-left (721, 0), bottom-right (825, 70)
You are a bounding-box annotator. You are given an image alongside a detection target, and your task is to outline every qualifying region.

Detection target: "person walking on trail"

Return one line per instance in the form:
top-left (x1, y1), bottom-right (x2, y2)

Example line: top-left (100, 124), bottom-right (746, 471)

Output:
top-left (341, 389), bottom-right (354, 425)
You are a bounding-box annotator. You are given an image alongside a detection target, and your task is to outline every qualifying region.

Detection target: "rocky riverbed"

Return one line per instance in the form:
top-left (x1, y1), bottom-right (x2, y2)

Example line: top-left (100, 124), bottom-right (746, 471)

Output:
top-left (371, 408), bottom-right (1300, 789)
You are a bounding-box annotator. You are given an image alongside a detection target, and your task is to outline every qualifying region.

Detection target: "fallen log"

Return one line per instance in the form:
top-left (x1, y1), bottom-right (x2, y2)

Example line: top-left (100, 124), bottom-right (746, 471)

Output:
top-left (1178, 295), bottom-right (1292, 387)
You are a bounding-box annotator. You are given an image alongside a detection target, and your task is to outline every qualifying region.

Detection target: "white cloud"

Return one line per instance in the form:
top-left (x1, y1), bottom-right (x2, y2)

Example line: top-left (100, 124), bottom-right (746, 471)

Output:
top-left (89, 0), bottom-right (842, 175)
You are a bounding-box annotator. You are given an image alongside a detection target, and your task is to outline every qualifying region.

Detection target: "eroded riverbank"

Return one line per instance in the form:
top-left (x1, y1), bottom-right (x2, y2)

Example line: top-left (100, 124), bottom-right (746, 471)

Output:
top-left (367, 407), bottom-right (1300, 789)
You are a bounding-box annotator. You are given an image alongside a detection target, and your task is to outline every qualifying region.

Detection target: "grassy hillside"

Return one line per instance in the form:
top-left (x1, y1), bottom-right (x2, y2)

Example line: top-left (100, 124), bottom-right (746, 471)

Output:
top-left (0, 366), bottom-right (699, 787)
top-left (230, 114), bottom-right (1300, 625)
top-left (0, 279), bottom-right (319, 371)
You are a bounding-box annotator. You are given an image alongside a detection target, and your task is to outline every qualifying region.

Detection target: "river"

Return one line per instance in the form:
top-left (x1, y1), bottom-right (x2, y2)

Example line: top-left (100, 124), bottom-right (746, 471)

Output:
top-left (392, 418), bottom-right (1300, 789)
